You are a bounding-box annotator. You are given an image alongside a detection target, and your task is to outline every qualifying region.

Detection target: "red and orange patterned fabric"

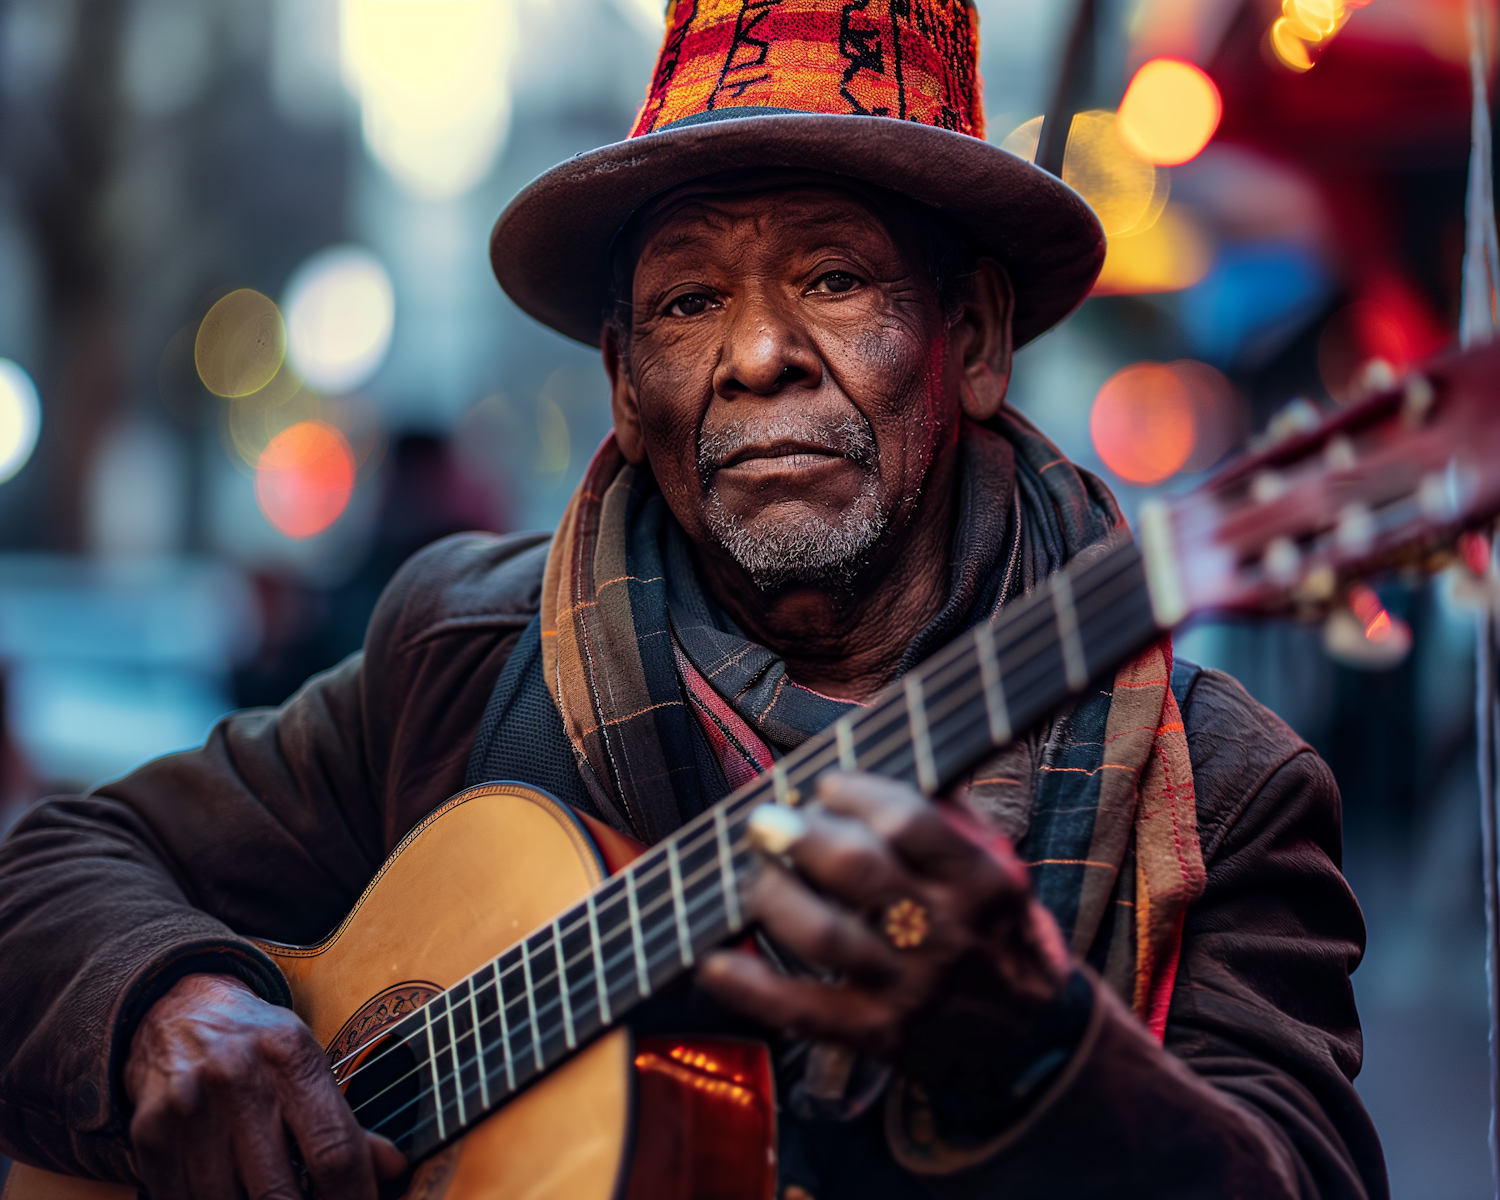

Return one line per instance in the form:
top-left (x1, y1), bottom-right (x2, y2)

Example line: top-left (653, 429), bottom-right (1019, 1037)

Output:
top-left (631, 0), bottom-right (985, 139)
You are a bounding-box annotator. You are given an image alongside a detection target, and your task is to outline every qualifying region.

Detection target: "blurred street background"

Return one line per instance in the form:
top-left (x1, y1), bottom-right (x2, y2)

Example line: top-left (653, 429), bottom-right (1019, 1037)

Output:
top-left (0, 0), bottom-right (1490, 1194)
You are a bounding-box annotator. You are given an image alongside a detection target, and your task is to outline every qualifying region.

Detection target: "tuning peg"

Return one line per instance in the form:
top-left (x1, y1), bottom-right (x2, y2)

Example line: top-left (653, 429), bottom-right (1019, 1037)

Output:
top-left (1401, 374), bottom-right (1435, 428)
top-left (1322, 584), bottom-right (1411, 670)
top-left (1264, 536), bottom-right (1301, 585)
top-left (1261, 398), bottom-right (1323, 448)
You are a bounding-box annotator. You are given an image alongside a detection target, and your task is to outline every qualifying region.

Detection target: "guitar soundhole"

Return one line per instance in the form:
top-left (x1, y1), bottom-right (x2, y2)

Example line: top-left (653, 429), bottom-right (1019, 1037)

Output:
top-left (330, 981), bottom-right (442, 1148)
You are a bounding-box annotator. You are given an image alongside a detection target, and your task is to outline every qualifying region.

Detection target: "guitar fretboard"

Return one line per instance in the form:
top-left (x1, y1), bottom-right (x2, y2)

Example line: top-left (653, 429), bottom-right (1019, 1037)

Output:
top-left (339, 536), bottom-right (1160, 1159)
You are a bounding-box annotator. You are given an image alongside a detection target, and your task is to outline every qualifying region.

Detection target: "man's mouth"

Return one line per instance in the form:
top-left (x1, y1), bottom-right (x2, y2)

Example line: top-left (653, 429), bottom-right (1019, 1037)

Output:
top-left (716, 440), bottom-right (848, 474)
top-left (697, 415), bottom-right (879, 484)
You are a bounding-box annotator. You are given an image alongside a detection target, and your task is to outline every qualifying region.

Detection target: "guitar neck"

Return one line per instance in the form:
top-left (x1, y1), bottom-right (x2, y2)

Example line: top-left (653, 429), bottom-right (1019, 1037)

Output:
top-left (342, 536), bottom-right (1163, 1159)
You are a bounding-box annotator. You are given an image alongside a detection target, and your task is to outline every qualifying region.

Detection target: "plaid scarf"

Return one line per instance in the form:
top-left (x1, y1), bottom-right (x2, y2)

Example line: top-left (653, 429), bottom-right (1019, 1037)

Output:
top-left (527, 411), bottom-right (1203, 1026)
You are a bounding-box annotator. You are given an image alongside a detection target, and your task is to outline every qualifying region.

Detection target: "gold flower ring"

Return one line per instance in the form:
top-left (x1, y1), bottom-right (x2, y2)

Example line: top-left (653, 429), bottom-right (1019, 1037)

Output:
top-left (882, 898), bottom-right (930, 950)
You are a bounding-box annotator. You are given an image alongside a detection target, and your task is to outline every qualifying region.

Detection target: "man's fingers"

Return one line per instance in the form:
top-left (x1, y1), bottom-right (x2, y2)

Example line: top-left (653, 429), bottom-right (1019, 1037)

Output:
top-left (368, 1132), bottom-right (410, 1181)
top-left (235, 1118), bottom-right (305, 1200)
top-left (698, 951), bottom-right (898, 1050)
top-left (272, 1035), bottom-right (379, 1200)
top-left (815, 772), bottom-right (1028, 898)
top-left (748, 860), bottom-right (902, 982)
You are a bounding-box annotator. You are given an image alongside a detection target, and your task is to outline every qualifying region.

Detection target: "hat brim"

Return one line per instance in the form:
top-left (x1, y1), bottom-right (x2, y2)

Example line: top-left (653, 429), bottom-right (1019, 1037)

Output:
top-left (490, 112), bottom-right (1105, 349)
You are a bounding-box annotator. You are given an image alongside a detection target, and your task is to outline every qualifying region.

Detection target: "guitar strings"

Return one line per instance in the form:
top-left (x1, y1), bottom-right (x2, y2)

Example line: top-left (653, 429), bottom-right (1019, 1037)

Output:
top-left (361, 573), bottom-right (1155, 1152)
top-left (367, 579), bottom-right (1156, 1153)
top-left (339, 548), bottom-right (1148, 1138)
top-left (334, 548), bottom-right (1141, 1103)
top-left (340, 546), bottom-right (1148, 1139)
top-left (341, 549), bottom-right (1148, 1139)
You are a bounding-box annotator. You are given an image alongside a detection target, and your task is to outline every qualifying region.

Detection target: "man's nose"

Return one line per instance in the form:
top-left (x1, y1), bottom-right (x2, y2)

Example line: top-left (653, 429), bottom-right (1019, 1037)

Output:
top-left (712, 291), bottom-right (823, 399)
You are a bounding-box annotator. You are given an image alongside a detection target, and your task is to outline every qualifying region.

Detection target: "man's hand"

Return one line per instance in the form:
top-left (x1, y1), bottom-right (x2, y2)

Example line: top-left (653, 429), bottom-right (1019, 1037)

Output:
top-left (698, 772), bottom-right (1074, 1080)
top-left (124, 974), bottom-right (406, 1200)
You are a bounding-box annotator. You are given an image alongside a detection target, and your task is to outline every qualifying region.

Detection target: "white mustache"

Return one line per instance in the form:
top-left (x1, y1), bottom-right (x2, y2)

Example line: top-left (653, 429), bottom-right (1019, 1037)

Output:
top-left (696, 413), bottom-right (878, 482)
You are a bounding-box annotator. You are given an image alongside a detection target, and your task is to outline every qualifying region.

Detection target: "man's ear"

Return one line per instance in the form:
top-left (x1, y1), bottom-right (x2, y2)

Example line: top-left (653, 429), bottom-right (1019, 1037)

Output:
top-left (956, 258), bottom-right (1015, 423)
top-left (603, 323), bottom-right (648, 465)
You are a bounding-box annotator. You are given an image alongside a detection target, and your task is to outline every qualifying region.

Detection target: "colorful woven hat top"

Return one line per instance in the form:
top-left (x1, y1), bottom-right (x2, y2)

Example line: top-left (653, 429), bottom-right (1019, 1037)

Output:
top-left (492, 0), bottom-right (1104, 349)
top-left (632, 0), bottom-right (984, 138)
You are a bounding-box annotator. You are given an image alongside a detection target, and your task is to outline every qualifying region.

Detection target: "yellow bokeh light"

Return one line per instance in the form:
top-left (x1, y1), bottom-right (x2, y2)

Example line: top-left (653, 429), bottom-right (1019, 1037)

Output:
top-left (1115, 58), bottom-right (1223, 167)
top-left (1000, 115), bottom-right (1043, 162)
top-left (1288, 0), bottom-right (1341, 38)
top-left (1061, 111), bottom-right (1163, 237)
top-left (1092, 205), bottom-right (1213, 296)
top-left (340, 0), bottom-right (516, 200)
top-left (1270, 19), bottom-right (1316, 70)
top-left (194, 289), bottom-right (286, 399)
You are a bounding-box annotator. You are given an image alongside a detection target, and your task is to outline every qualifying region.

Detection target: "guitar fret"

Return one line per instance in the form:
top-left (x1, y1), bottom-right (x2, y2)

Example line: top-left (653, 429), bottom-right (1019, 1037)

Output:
top-left (468, 977), bottom-right (490, 1111)
top-left (443, 992), bottom-right (466, 1129)
top-left (713, 806), bottom-right (742, 932)
top-left (1051, 569), bottom-right (1089, 692)
top-left (520, 940), bottom-right (544, 1072)
top-left (625, 869), bottom-right (651, 999)
top-left (976, 622), bottom-right (1012, 745)
top-left (422, 1002), bottom-right (446, 1144)
top-left (553, 922), bottom-right (576, 1050)
top-left (586, 893), bottom-right (612, 1026)
top-left (492, 959), bottom-right (515, 1090)
top-left (836, 716), bottom-right (857, 771)
top-left (336, 539), bottom-right (1168, 1156)
top-left (904, 676), bottom-right (939, 794)
top-left (667, 841), bottom-right (694, 968)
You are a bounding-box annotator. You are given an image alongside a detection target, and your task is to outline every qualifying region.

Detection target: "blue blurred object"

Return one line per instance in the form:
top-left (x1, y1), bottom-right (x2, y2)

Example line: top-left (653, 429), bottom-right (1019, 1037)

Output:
top-left (1174, 240), bottom-right (1333, 368)
top-left (0, 556), bottom-right (257, 788)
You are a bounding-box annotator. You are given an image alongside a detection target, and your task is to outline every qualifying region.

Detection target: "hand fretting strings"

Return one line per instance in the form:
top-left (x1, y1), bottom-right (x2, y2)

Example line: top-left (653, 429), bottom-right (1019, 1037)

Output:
top-left (341, 543), bottom-right (1151, 1150)
top-left (340, 541), bottom-right (1151, 1149)
top-left (337, 539), bottom-right (1156, 1155)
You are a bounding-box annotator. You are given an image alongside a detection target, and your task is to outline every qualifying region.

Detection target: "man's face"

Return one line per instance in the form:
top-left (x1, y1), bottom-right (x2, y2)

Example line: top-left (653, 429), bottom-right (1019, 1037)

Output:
top-left (610, 185), bottom-right (964, 593)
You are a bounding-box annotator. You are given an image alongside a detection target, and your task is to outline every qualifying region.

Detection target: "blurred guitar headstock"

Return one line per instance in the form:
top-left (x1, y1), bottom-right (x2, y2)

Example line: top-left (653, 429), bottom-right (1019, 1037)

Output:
top-left (1140, 340), bottom-right (1500, 635)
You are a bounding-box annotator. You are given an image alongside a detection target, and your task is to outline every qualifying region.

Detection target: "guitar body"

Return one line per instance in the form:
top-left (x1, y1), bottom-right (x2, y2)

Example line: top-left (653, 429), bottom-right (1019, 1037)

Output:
top-left (3, 783), bottom-right (776, 1200)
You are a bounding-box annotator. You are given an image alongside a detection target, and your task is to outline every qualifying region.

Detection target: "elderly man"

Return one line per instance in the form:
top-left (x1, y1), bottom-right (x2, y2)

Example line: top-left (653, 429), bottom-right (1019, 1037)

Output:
top-left (0, 3), bottom-right (1384, 1198)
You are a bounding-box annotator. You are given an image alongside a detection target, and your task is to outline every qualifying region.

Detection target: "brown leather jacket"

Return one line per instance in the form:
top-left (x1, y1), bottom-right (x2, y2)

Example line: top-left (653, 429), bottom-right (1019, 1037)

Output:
top-left (0, 533), bottom-right (1386, 1198)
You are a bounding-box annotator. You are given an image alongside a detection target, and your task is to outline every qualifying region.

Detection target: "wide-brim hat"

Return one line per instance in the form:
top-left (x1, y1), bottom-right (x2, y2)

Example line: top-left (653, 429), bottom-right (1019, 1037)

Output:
top-left (491, 0), bottom-right (1105, 350)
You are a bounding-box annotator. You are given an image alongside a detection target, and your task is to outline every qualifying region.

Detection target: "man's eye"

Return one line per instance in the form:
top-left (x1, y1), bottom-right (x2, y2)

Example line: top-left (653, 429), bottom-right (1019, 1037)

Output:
top-left (667, 293), bottom-right (714, 317)
top-left (812, 272), bottom-right (861, 295)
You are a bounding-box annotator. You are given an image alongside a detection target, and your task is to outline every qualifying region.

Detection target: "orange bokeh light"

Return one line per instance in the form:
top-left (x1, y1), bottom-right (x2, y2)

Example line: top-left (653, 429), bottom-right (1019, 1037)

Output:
top-left (1090, 363), bottom-right (1196, 485)
top-left (1115, 58), bottom-right (1223, 167)
top-left (1348, 584), bottom-right (1394, 642)
top-left (255, 419), bottom-right (355, 539)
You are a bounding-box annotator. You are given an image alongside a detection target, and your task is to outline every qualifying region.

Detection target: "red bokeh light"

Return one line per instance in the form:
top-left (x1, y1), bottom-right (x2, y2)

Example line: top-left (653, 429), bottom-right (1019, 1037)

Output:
top-left (1089, 363), bottom-right (1196, 484)
top-left (255, 420), bottom-right (355, 539)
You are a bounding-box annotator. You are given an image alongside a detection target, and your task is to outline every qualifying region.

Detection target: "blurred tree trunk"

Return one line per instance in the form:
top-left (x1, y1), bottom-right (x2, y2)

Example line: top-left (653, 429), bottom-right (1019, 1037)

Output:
top-left (16, 0), bottom-right (128, 550)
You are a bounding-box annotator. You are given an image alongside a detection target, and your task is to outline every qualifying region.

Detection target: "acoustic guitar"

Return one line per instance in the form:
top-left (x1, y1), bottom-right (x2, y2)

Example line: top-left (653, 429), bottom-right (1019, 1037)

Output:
top-left (7, 341), bottom-right (1500, 1200)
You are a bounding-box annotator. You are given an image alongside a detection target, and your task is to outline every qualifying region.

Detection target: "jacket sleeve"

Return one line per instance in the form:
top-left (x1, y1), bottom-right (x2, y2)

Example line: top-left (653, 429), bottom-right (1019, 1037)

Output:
top-left (891, 667), bottom-right (1387, 1199)
top-left (0, 532), bottom-right (548, 1181)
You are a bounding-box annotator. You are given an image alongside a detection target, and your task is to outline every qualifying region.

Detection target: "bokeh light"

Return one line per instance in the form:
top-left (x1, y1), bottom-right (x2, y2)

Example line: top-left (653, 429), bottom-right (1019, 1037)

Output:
top-left (254, 420), bottom-right (356, 539)
top-left (194, 289), bottom-right (286, 399)
top-left (1089, 362), bottom-right (1196, 485)
top-left (1170, 360), bottom-right (1245, 473)
top-left (1268, 0), bottom-right (1372, 72)
top-left (340, 0), bottom-right (516, 199)
top-left (1115, 58), bottom-right (1222, 167)
top-left (1091, 205), bottom-right (1213, 295)
top-left (283, 246), bottom-right (395, 394)
top-left (1061, 110), bottom-right (1165, 237)
top-left (0, 359), bottom-right (42, 484)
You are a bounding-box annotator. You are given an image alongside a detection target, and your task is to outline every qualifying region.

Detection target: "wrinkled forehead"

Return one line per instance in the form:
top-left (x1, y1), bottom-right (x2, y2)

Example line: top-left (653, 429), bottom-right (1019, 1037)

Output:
top-left (616, 169), bottom-right (920, 277)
